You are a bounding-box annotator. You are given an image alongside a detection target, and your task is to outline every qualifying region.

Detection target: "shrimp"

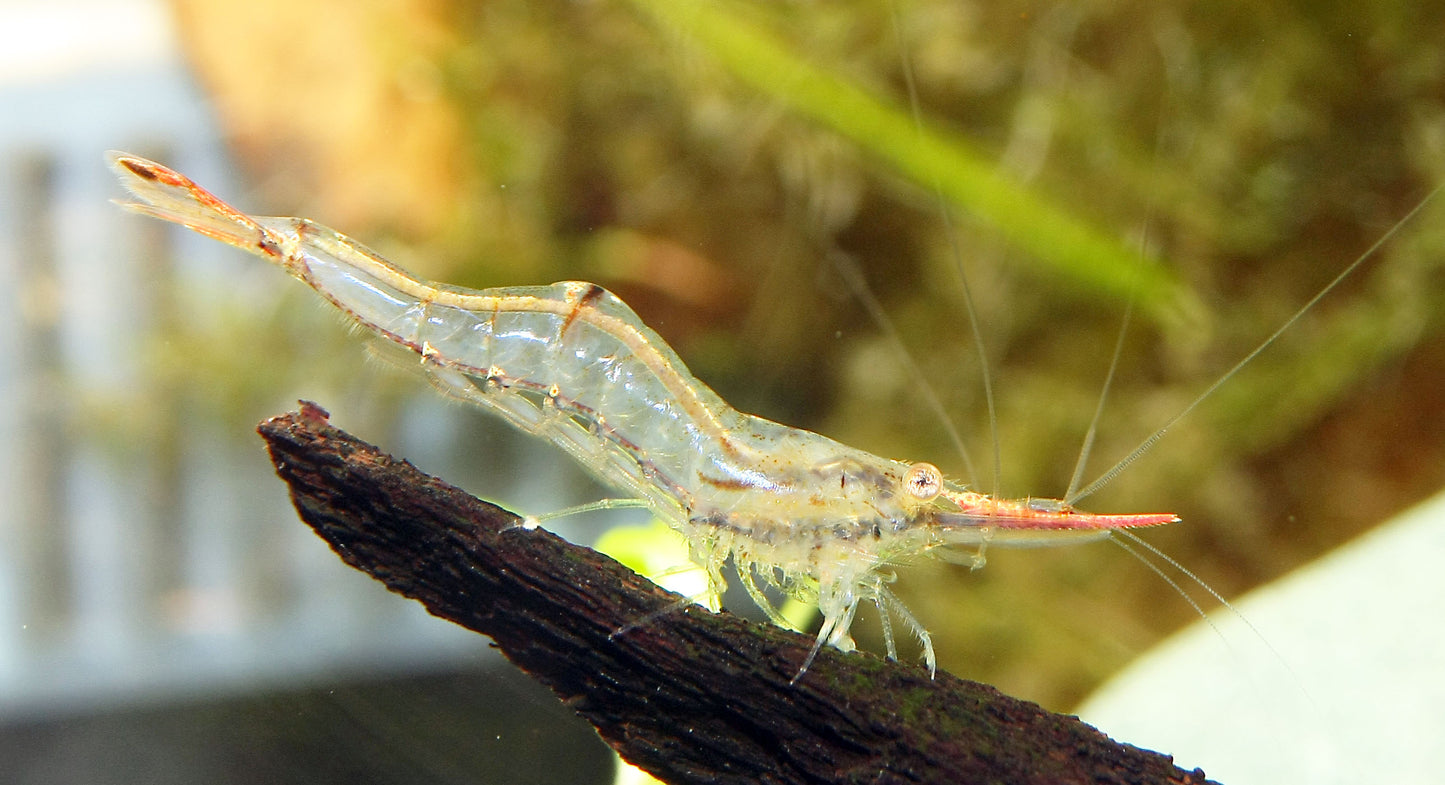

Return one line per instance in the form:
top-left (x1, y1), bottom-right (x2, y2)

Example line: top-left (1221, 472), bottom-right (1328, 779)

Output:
top-left (108, 151), bottom-right (1178, 677)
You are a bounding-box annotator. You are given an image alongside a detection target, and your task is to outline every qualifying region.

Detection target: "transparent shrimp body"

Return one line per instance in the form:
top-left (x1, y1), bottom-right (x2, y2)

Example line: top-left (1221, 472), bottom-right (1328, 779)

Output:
top-left (110, 152), bottom-right (1176, 676)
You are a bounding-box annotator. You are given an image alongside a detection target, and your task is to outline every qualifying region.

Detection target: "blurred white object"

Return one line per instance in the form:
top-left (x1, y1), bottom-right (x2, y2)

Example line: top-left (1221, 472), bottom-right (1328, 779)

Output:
top-left (1077, 487), bottom-right (1445, 785)
top-left (0, 0), bottom-right (542, 720)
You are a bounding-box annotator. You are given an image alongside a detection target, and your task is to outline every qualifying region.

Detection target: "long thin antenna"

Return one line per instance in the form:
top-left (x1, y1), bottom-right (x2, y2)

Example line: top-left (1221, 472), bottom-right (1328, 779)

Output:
top-left (1068, 182), bottom-right (1444, 505)
top-left (887, 0), bottom-right (1002, 496)
top-left (1065, 291), bottom-right (1136, 503)
top-left (1109, 529), bottom-right (1301, 678)
top-left (830, 254), bottom-right (978, 484)
top-left (1065, 73), bottom-right (1174, 502)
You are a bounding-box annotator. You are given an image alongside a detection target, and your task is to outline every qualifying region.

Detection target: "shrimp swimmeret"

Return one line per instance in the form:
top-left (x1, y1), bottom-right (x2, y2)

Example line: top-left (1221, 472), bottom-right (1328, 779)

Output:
top-left (109, 151), bottom-right (1177, 677)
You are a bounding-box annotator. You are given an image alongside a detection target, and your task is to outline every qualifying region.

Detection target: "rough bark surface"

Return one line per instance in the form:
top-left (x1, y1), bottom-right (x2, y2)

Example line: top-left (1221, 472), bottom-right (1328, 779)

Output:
top-left (257, 402), bottom-right (1218, 785)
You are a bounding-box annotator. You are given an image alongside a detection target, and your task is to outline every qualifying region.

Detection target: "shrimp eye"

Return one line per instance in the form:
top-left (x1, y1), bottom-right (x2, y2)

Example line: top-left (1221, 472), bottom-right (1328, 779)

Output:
top-left (903, 462), bottom-right (943, 502)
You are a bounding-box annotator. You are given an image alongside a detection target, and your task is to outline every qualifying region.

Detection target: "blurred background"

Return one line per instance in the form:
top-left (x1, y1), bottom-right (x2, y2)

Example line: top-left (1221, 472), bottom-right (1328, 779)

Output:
top-left (2, 0), bottom-right (1444, 783)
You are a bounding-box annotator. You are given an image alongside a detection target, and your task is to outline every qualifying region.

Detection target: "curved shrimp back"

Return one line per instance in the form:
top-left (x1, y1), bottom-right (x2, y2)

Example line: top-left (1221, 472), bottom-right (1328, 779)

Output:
top-left (109, 151), bottom-right (1177, 678)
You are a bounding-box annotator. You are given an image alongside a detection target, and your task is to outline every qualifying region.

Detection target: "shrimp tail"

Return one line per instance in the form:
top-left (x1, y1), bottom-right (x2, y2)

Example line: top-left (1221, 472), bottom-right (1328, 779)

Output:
top-left (107, 151), bottom-right (285, 261)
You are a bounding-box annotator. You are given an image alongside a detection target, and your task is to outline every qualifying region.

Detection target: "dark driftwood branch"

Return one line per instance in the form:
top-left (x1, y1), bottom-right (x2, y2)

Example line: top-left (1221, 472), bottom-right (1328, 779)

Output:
top-left (256, 402), bottom-right (1216, 785)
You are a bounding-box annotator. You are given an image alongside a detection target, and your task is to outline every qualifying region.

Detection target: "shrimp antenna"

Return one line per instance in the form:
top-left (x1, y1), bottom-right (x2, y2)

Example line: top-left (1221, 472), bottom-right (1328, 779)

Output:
top-left (1064, 64), bottom-right (1177, 503)
top-left (1064, 264), bottom-right (1138, 504)
top-left (1106, 528), bottom-right (1315, 708)
top-left (885, 0), bottom-right (1002, 496)
top-left (830, 254), bottom-right (979, 485)
top-left (1068, 181), bottom-right (1444, 505)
